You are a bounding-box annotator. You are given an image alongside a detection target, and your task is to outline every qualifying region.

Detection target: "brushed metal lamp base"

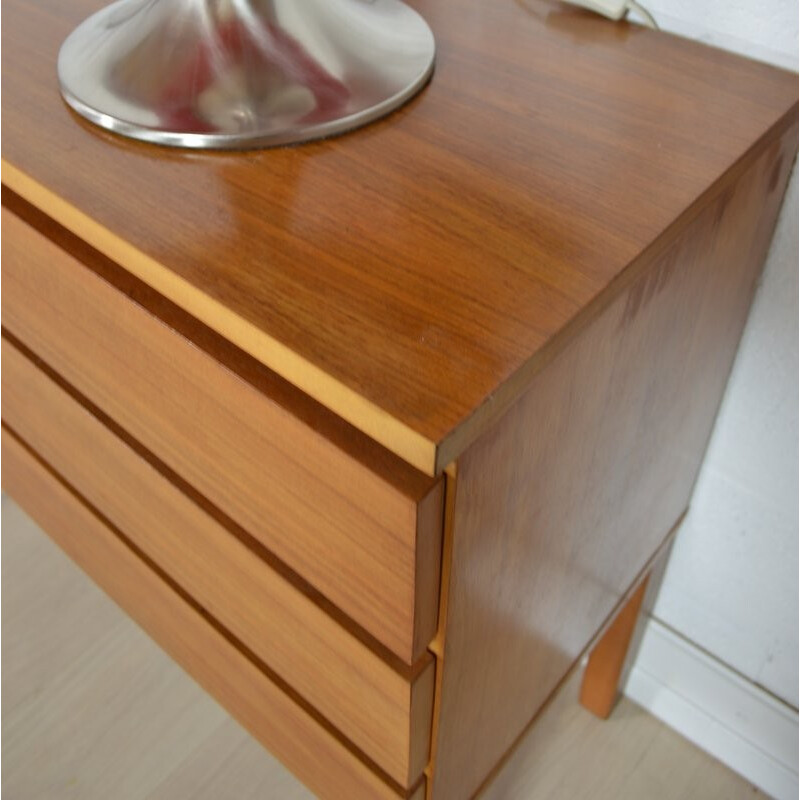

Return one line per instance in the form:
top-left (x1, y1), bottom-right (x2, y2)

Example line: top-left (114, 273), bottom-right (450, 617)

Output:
top-left (57, 0), bottom-right (436, 149)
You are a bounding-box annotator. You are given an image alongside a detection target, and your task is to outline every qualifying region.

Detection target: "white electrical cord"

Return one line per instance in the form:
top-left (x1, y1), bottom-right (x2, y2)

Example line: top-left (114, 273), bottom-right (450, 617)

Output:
top-left (538, 0), bottom-right (660, 30)
top-left (626, 0), bottom-right (659, 29)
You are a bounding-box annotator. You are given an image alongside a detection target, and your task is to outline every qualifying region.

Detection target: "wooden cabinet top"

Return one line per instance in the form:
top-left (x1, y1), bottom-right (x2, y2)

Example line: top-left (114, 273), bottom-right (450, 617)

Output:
top-left (3, 0), bottom-right (797, 475)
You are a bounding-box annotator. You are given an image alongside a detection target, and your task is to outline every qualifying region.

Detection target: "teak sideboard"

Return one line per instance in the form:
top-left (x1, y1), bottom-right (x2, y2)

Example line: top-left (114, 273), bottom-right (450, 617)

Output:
top-left (2, 1), bottom-right (797, 797)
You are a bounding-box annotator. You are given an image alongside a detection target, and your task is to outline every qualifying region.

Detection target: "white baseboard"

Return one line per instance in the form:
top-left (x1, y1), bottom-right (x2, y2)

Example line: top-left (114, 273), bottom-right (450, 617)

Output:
top-left (623, 618), bottom-right (798, 800)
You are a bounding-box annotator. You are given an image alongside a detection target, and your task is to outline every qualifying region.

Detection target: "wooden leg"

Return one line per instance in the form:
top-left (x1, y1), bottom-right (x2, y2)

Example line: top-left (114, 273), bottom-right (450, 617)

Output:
top-left (579, 575), bottom-right (649, 719)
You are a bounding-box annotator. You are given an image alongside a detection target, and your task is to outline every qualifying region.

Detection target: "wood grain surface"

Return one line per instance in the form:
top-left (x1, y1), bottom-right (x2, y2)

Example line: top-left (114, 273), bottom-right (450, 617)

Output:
top-left (3, 0), bottom-right (797, 473)
top-left (429, 120), bottom-right (798, 799)
top-left (1, 204), bottom-right (443, 665)
top-left (1, 338), bottom-right (434, 787)
top-left (1, 429), bottom-right (424, 800)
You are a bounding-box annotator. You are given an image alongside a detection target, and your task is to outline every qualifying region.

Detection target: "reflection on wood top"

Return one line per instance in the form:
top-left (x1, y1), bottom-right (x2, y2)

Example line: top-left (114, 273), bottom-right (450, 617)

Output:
top-left (2, 0), bottom-right (797, 474)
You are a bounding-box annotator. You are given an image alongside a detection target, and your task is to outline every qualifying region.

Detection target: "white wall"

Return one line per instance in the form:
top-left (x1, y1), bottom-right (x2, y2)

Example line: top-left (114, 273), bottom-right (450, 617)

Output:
top-left (630, 0), bottom-right (798, 709)
top-left (641, 0), bottom-right (797, 70)
top-left (618, 7), bottom-right (799, 794)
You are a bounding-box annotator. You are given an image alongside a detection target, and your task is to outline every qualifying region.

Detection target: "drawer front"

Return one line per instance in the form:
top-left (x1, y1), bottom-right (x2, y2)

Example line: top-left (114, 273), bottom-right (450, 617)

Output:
top-left (2, 339), bottom-right (434, 788)
top-left (1, 428), bottom-right (427, 800)
top-left (1, 204), bottom-right (443, 664)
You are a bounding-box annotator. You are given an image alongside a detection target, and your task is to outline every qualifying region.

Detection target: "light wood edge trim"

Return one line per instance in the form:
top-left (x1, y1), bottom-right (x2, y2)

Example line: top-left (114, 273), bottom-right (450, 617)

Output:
top-left (408, 658), bottom-right (437, 785)
top-left (412, 478), bottom-right (446, 660)
top-left (1, 159), bottom-right (437, 477)
top-left (1, 428), bottom-right (405, 800)
top-left (424, 463), bottom-right (458, 799)
top-left (433, 105), bottom-right (800, 475)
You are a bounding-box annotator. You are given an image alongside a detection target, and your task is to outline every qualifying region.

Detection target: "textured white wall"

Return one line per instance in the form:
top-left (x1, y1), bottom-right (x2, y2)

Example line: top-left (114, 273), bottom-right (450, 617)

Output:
top-left (635, 0), bottom-right (799, 707)
top-left (642, 0), bottom-right (797, 69)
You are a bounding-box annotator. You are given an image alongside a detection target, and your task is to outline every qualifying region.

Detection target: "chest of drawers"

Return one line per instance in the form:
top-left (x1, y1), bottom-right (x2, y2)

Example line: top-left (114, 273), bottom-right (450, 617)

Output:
top-left (2, 1), bottom-right (797, 797)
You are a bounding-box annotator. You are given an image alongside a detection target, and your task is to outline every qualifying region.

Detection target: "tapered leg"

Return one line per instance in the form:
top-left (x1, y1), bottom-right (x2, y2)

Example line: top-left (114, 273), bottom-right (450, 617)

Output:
top-left (579, 575), bottom-right (650, 719)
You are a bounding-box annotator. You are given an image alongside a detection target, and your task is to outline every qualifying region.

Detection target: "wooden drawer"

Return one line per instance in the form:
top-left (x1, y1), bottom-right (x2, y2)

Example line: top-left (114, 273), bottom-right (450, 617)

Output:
top-left (1, 428), bottom-right (426, 800)
top-left (1, 338), bottom-right (434, 788)
top-left (1, 204), bottom-right (444, 665)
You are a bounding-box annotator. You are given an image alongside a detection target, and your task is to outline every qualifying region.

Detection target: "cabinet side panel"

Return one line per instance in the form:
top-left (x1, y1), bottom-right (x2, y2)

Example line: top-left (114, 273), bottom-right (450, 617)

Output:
top-left (431, 123), bottom-right (797, 799)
